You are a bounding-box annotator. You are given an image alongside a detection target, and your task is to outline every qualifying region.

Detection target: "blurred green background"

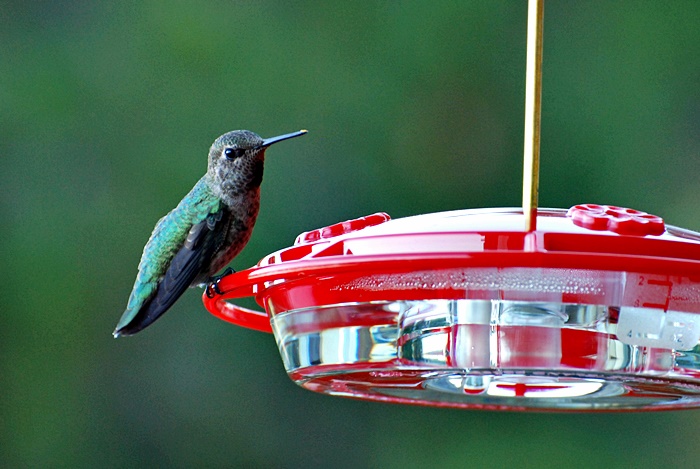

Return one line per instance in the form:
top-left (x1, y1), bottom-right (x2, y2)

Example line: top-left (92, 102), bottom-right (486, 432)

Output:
top-left (2, 1), bottom-right (699, 467)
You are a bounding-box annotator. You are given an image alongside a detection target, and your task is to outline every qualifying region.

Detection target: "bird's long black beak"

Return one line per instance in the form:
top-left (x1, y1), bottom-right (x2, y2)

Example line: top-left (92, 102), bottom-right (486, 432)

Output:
top-left (261, 129), bottom-right (307, 148)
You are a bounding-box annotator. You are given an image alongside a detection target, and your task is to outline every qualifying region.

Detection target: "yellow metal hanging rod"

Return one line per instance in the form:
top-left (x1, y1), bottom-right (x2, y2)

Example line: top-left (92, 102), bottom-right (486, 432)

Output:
top-left (522, 0), bottom-right (544, 231)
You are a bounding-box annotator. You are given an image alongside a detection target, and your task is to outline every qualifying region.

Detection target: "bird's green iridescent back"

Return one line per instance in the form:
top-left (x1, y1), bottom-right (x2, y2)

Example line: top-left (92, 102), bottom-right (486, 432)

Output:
top-left (118, 177), bottom-right (221, 329)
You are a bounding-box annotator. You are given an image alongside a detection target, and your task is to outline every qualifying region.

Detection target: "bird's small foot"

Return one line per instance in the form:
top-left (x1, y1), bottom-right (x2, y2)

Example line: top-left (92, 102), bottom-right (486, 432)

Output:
top-left (205, 267), bottom-right (236, 298)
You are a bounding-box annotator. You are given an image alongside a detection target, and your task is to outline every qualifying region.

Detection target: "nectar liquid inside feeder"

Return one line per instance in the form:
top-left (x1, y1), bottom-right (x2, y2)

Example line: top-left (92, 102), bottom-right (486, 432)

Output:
top-left (203, 1), bottom-right (700, 411)
top-left (203, 207), bottom-right (700, 411)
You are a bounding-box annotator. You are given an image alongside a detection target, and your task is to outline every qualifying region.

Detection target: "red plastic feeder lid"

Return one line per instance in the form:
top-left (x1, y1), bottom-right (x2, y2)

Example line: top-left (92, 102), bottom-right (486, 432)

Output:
top-left (204, 205), bottom-right (700, 332)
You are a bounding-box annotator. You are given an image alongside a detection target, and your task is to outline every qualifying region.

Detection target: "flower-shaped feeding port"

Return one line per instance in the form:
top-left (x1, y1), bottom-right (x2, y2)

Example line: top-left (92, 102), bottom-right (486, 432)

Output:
top-left (203, 206), bottom-right (700, 411)
top-left (568, 204), bottom-right (665, 236)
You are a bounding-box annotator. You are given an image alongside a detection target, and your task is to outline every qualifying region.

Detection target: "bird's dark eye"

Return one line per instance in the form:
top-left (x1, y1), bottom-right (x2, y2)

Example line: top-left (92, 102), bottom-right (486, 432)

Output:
top-left (224, 148), bottom-right (246, 160)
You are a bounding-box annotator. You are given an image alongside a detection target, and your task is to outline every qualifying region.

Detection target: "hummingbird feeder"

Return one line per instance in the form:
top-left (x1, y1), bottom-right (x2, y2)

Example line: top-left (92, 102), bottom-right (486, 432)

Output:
top-left (203, 1), bottom-right (700, 411)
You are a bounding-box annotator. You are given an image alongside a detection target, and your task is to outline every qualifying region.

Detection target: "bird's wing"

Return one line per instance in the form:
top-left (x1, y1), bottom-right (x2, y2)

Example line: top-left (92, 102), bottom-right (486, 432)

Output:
top-left (114, 178), bottom-right (228, 337)
top-left (114, 209), bottom-right (231, 336)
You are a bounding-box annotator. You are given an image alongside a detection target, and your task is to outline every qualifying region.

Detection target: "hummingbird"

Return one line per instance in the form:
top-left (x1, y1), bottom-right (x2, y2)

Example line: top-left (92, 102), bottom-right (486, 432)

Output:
top-left (113, 129), bottom-right (307, 337)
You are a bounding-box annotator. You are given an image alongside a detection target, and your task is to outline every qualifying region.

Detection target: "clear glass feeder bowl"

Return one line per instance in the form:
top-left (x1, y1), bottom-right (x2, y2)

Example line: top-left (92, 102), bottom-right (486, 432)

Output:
top-left (203, 205), bottom-right (700, 412)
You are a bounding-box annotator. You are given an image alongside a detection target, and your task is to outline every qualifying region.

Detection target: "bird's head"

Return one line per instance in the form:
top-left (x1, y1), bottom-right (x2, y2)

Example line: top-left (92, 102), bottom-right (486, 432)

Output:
top-left (207, 129), bottom-right (307, 193)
